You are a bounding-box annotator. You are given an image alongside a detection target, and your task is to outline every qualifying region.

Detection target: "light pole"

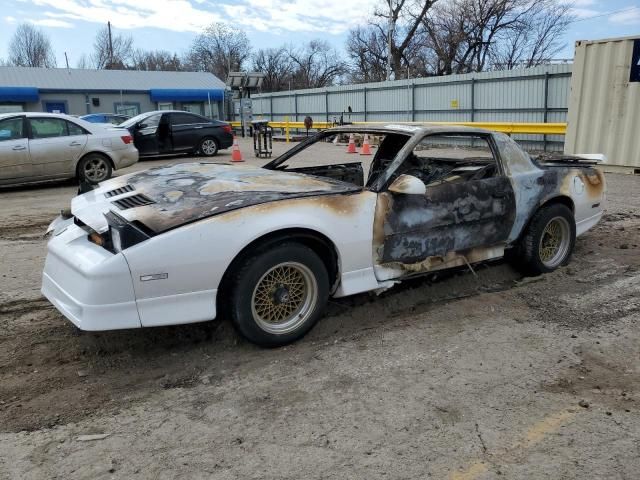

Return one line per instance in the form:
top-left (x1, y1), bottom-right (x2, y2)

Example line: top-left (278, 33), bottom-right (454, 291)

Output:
top-left (387, 0), bottom-right (393, 81)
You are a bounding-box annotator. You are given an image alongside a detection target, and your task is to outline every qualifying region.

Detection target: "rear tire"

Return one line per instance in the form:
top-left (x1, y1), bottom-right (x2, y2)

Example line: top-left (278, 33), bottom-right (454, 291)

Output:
top-left (516, 203), bottom-right (576, 275)
top-left (227, 243), bottom-right (329, 347)
top-left (199, 137), bottom-right (219, 157)
top-left (77, 153), bottom-right (112, 184)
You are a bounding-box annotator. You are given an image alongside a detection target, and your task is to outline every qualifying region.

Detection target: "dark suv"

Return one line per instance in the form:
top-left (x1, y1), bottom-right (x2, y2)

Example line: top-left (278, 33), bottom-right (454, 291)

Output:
top-left (120, 110), bottom-right (233, 157)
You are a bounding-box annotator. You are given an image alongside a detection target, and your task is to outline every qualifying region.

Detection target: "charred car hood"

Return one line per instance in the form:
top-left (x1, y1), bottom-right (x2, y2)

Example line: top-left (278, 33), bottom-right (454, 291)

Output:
top-left (72, 162), bottom-right (359, 233)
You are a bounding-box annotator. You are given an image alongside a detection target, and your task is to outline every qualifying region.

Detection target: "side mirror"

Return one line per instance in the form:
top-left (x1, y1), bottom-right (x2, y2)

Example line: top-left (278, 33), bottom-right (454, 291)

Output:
top-left (137, 123), bottom-right (148, 129)
top-left (388, 174), bottom-right (426, 195)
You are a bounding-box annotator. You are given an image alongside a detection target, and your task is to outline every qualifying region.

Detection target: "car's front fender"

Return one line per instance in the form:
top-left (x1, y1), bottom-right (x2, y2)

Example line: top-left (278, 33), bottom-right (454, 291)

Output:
top-left (122, 192), bottom-right (380, 327)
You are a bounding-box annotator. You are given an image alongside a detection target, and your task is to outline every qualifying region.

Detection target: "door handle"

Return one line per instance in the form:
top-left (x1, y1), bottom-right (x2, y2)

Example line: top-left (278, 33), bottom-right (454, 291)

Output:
top-left (69, 141), bottom-right (82, 146)
top-left (12, 145), bottom-right (26, 150)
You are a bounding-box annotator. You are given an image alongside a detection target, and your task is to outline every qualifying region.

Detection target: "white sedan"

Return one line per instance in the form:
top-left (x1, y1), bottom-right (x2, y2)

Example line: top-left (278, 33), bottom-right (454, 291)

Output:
top-left (0, 112), bottom-right (138, 187)
top-left (42, 125), bottom-right (605, 347)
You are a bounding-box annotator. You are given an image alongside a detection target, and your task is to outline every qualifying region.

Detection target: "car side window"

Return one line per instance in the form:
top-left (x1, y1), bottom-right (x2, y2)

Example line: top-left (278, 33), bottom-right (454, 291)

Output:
top-left (67, 121), bottom-right (88, 136)
top-left (0, 118), bottom-right (25, 141)
top-left (29, 118), bottom-right (68, 139)
top-left (171, 113), bottom-right (200, 126)
top-left (396, 134), bottom-right (499, 187)
top-left (142, 114), bottom-right (162, 129)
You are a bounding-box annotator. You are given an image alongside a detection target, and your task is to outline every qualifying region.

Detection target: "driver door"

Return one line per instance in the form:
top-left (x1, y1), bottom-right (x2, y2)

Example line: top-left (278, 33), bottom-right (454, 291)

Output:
top-left (372, 133), bottom-right (516, 281)
top-left (133, 113), bottom-right (163, 155)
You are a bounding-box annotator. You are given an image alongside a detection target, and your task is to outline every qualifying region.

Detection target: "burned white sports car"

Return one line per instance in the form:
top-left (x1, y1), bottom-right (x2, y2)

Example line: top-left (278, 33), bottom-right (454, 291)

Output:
top-left (42, 125), bottom-right (606, 346)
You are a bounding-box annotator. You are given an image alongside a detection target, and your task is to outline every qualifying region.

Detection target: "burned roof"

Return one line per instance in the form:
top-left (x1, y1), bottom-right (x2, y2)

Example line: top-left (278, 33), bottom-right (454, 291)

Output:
top-left (323, 123), bottom-right (494, 136)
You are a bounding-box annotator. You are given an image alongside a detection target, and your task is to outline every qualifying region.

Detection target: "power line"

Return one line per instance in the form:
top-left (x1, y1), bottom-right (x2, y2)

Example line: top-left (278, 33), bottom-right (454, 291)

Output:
top-left (570, 5), bottom-right (640, 24)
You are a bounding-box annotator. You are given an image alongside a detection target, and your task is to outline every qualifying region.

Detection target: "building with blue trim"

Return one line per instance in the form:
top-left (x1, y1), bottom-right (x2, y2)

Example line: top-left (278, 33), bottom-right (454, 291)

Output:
top-left (0, 66), bottom-right (226, 118)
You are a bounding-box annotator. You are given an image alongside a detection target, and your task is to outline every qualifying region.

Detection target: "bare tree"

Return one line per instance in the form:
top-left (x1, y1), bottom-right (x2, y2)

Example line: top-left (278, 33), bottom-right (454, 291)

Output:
top-left (131, 49), bottom-right (182, 71)
top-left (346, 0), bottom-right (437, 81)
top-left (422, 0), bottom-right (573, 74)
top-left (185, 23), bottom-right (251, 80)
top-left (348, 0), bottom-right (572, 80)
top-left (8, 23), bottom-right (56, 68)
top-left (422, 1), bottom-right (472, 75)
top-left (76, 53), bottom-right (92, 69)
top-left (489, 0), bottom-right (573, 69)
top-left (346, 26), bottom-right (388, 83)
top-left (375, 0), bottom-right (437, 79)
top-left (288, 40), bottom-right (348, 89)
top-left (251, 48), bottom-right (293, 92)
top-left (88, 26), bottom-right (133, 69)
top-left (458, 0), bottom-right (537, 72)
top-left (250, 41), bottom-right (346, 91)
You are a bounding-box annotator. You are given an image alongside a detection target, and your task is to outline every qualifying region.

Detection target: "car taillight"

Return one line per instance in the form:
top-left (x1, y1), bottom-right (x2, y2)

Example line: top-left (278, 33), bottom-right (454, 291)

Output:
top-left (222, 125), bottom-right (232, 134)
top-left (120, 135), bottom-right (133, 144)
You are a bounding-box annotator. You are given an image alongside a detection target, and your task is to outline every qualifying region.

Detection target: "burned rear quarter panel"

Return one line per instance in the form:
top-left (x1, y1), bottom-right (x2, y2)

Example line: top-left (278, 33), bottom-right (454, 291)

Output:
top-left (120, 191), bottom-right (379, 327)
top-left (494, 133), bottom-right (606, 241)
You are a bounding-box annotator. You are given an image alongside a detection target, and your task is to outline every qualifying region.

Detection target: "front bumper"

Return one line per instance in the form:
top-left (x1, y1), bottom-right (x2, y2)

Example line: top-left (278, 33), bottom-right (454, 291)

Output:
top-left (41, 219), bottom-right (141, 330)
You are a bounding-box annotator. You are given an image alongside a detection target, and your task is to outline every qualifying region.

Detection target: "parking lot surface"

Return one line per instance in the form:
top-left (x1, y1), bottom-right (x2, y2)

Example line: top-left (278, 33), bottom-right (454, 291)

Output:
top-left (1, 138), bottom-right (639, 479)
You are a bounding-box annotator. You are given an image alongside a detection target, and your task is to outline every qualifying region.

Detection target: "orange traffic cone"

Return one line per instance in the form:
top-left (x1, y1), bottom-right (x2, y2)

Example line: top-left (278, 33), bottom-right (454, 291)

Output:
top-left (346, 133), bottom-right (357, 154)
top-left (231, 136), bottom-right (243, 162)
top-left (360, 134), bottom-right (372, 155)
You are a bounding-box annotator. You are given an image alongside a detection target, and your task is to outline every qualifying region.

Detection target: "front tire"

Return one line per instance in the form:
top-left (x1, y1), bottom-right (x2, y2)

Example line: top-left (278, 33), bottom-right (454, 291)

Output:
top-left (78, 153), bottom-right (112, 184)
top-left (199, 137), bottom-right (219, 157)
top-left (227, 243), bottom-right (329, 347)
top-left (518, 203), bottom-right (576, 275)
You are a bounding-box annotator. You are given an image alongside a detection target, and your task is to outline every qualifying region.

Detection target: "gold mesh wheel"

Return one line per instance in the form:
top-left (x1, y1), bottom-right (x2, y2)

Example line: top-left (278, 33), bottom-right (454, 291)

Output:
top-left (538, 216), bottom-right (571, 268)
top-left (251, 262), bottom-right (318, 335)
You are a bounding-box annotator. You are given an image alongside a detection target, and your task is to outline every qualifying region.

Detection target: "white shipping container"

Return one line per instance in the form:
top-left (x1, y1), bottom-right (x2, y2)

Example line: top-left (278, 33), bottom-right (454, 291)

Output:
top-left (565, 36), bottom-right (640, 170)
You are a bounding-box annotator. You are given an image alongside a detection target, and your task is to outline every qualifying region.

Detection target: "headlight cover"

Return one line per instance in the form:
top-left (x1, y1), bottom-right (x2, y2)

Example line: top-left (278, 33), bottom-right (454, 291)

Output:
top-left (104, 211), bottom-right (151, 252)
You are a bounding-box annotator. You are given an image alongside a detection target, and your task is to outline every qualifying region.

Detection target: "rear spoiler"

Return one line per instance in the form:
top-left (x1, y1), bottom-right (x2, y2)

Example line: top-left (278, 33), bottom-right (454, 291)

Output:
top-left (535, 153), bottom-right (607, 166)
top-left (573, 154), bottom-right (606, 164)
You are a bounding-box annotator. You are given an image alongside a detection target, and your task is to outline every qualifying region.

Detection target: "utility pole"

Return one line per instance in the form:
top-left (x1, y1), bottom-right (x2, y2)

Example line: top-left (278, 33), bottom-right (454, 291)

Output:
top-left (64, 52), bottom-right (70, 71)
top-left (107, 21), bottom-right (114, 69)
top-left (387, 0), bottom-right (393, 81)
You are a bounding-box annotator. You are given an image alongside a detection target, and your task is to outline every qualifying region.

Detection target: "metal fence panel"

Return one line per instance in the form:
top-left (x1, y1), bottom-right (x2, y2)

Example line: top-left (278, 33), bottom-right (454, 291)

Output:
top-left (476, 78), bottom-right (545, 109)
top-left (328, 90), bottom-right (364, 116)
top-left (366, 111), bottom-right (410, 122)
top-left (547, 75), bottom-right (570, 110)
top-left (366, 87), bottom-right (410, 113)
top-left (414, 82), bottom-right (471, 111)
top-left (272, 96), bottom-right (293, 116)
top-left (297, 94), bottom-right (326, 117)
top-left (414, 110), bottom-right (471, 122)
top-left (244, 65), bottom-right (572, 150)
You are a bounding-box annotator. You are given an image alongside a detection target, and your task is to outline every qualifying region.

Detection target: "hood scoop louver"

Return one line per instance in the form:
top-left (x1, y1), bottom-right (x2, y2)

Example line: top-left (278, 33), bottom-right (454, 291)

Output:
top-left (112, 193), bottom-right (155, 210)
top-left (105, 184), bottom-right (134, 198)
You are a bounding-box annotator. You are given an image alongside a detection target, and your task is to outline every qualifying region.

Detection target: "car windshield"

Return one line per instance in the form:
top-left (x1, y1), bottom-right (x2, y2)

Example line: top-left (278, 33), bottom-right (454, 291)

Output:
top-left (263, 130), bottom-right (412, 188)
top-left (119, 113), bottom-right (151, 128)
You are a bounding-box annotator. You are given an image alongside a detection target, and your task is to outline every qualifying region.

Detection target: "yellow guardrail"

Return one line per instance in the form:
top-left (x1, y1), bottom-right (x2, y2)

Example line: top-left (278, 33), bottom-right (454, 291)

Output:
top-left (229, 121), bottom-right (566, 135)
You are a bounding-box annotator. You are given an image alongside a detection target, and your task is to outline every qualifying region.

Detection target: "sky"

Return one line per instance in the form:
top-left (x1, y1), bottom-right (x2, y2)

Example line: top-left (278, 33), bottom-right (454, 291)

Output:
top-left (0, 0), bottom-right (638, 69)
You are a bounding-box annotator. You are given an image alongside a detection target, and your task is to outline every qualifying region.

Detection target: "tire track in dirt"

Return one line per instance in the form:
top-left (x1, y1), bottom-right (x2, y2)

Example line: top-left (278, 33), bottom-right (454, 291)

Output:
top-left (0, 217), bottom-right (52, 242)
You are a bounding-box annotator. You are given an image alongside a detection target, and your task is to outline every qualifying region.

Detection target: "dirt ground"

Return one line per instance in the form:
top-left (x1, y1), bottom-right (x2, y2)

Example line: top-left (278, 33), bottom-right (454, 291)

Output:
top-left (0, 138), bottom-right (639, 479)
